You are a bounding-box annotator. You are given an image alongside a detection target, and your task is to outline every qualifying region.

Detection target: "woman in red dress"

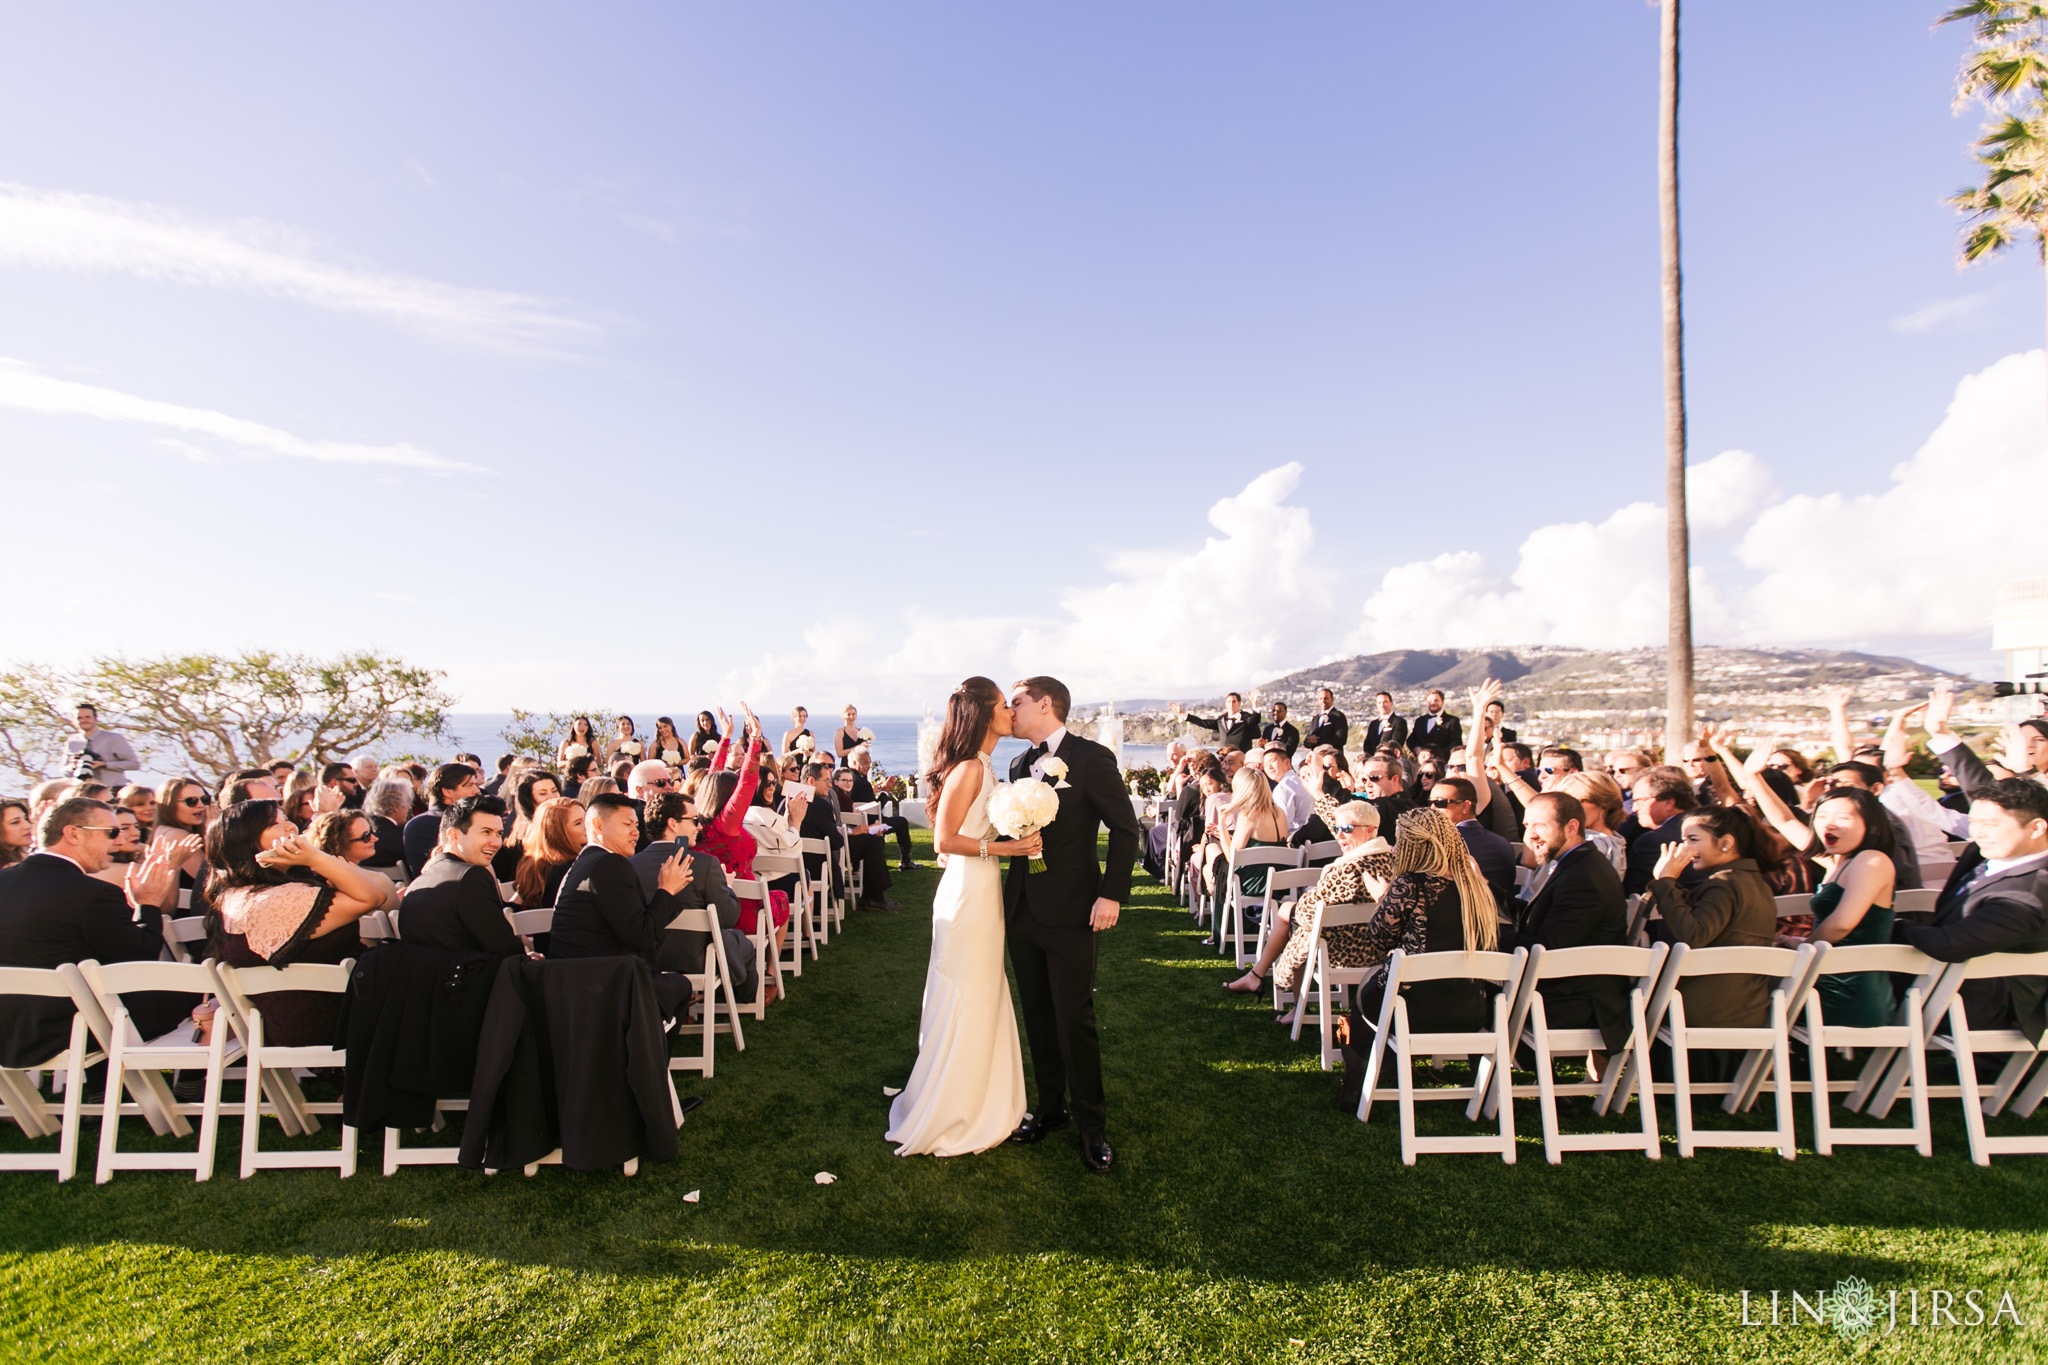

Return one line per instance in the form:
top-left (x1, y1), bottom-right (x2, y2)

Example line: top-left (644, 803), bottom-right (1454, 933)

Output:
top-left (696, 705), bottom-right (791, 995)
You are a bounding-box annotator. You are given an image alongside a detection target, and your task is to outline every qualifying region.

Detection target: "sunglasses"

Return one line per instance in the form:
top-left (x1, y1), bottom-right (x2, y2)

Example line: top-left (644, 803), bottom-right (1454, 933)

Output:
top-left (179, 794), bottom-right (214, 808)
top-left (349, 832), bottom-right (375, 846)
top-left (76, 825), bottom-right (119, 835)
top-left (1332, 823), bottom-right (1358, 835)
top-left (1428, 799), bottom-right (1456, 808)
top-left (643, 779), bottom-right (673, 790)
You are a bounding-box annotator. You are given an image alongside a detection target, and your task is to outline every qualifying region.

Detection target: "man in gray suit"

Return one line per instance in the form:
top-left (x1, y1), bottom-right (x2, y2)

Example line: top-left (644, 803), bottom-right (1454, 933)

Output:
top-left (631, 792), bottom-right (749, 994)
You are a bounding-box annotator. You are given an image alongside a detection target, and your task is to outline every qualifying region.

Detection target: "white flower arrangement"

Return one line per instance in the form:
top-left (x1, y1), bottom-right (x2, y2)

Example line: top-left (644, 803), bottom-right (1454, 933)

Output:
top-left (661, 748), bottom-right (683, 767)
top-left (858, 727), bottom-right (876, 743)
top-left (564, 743), bottom-right (589, 761)
top-left (795, 735), bottom-right (816, 753)
top-left (620, 740), bottom-right (643, 756)
top-left (1040, 756), bottom-right (1069, 784)
top-left (700, 738), bottom-right (720, 755)
top-left (987, 776), bottom-right (1060, 872)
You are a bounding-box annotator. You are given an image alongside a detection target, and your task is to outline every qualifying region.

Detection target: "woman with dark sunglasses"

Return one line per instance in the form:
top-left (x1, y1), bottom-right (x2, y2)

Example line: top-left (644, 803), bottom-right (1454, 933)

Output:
top-left (150, 775), bottom-right (213, 895)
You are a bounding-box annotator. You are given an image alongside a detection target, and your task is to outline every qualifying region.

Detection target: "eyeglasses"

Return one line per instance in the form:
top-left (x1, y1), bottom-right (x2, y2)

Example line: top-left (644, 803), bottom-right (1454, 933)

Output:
top-left (1538, 766), bottom-right (1559, 776)
top-left (75, 825), bottom-right (119, 835)
top-left (1428, 799), bottom-right (1456, 808)
top-left (1332, 824), bottom-right (1358, 834)
top-left (179, 795), bottom-right (213, 808)
top-left (1446, 764), bottom-right (1468, 773)
top-left (643, 779), bottom-right (673, 790)
top-left (349, 832), bottom-right (376, 846)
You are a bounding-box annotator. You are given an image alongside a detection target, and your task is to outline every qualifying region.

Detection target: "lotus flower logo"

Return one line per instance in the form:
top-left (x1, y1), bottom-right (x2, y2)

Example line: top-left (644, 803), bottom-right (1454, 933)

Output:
top-left (1831, 1277), bottom-right (1879, 1338)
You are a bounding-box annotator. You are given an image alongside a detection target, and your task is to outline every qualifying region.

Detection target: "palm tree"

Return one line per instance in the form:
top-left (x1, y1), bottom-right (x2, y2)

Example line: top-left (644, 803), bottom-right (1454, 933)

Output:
top-left (1658, 0), bottom-right (1694, 750)
top-left (1942, 3), bottom-right (2048, 418)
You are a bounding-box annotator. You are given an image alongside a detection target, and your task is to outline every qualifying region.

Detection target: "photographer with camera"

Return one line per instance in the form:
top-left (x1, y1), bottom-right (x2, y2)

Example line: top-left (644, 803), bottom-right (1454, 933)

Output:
top-left (63, 702), bottom-right (138, 790)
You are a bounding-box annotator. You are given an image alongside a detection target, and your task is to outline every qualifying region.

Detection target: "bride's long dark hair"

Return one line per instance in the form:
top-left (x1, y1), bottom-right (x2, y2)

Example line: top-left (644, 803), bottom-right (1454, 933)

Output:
top-left (924, 676), bottom-right (1003, 810)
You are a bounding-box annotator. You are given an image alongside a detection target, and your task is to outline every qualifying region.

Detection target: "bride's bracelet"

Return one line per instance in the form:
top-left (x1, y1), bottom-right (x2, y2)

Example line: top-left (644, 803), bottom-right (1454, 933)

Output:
top-left (978, 838), bottom-right (989, 860)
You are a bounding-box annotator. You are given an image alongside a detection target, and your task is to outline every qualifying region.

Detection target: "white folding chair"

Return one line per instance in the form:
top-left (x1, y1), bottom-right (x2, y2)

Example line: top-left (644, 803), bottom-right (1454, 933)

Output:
top-left (665, 905), bottom-right (745, 1076)
top-left (1651, 944), bottom-right (1815, 1160)
top-left (1289, 899), bottom-right (1379, 1069)
top-left (730, 877), bottom-right (778, 1018)
top-left (1489, 943), bottom-right (1668, 1163)
top-left (506, 908), bottom-right (553, 944)
top-left (1777, 943), bottom-right (1939, 1157)
top-left (754, 853), bottom-right (810, 976)
top-left (1622, 894), bottom-right (1652, 948)
top-left (497, 880), bottom-right (519, 903)
top-left (356, 910), bottom-right (397, 944)
top-left (1301, 840), bottom-right (1342, 866)
top-left (1353, 947), bottom-right (1527, 1165)
top-left (1894, 888), bottom-right (1940, 918)
top-left (837, 813), bottom-right (870, 902)
top-left (0, 967), bottom-right (96, 1181)
top-left (383, 1101), bottom-right (469, 1173)
top-left (78, 958), bottom-right (228, 1183)
top-left (161, 914), bottom-right (208, 964)
top-left (1257, 867), bottom-right (1324, 986)
top-left (1922, 951), bottom-right (2048, 1164)
top-left (798, 838), bottom-right (838, 945)
top-left (213, 961), bottom-right (359, 1178)
top-left (1222, 848), bottom-right (1303, 967)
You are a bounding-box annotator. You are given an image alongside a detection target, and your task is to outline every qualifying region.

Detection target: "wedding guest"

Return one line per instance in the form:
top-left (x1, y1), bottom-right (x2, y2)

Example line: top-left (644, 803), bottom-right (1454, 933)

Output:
top-left (351, 752), bottom-right (380, 793)
top-left (319, 761), bottom-right (362, 812)
top-left (564, 753), bottom-right (595, 799)
top-left (1509, 791), bottom-right (1631, 1072)
top-left (578, 776), bottom-right (620, 804)
top-left (281, 768), bottom-right (318, 829)
top-left (1261, 703), bottom-right (1301, 758)
top-left (546, 793), bottom-right (696, 1017)
top-left (1227, 800), bottom-right (1393, 1003)
top-left (690, 710), bottom-right (722, 758)
top-left (1194, 763), bottom-right (1234, 909)
top-left (633, 792), bottom-right (747, 984)
top-left (1262, 745), bottom-right (1313, 834)
top-left (504, 769), bottom-right (562, 877)
top-left (151, 776), bottom-right (213, 891)
top-left (1359, 754), bottom-right (1417, 831)
top-left (88, 806), bottom-right (148, 893)
top-left (1431, 777), bottom-right (1519, 916)
top-left (0, 799), bottom-right (31, 867)
top-left (1336, 807), bottom-right (1499, 1105)
top-left (1304, 688), bottom-right (1348, 752)
top-left (207, 799), bottom-right (387, 1045)
top-left (1552, 770), bottom-right (1629, 874)
top-left (115, 784), bottom-right (157, 836)
top-left (828, 766), bottom-right (898, 912)
top-left (482, 753), bottom-right (515, 798)
top-left (699, 708), bottom-right (793, 956)
top-left (402, 796), bottom-right (522, 957)
top-left (604, 715), bottom-right (644, 766)
top-left (555, 716), bottom-right (599, 770)
top-left (846, 747), bottom-right (915, 869)
top-left (220, 768), bottom-right (281, 806)
top-left (514, 796), bottom-right (585, 909)
top-left (1624, 767), bottom-right (1699, 895)
top-left (402, 762), bottom-right (480, 878)
top-left (1646, 806), bottom-right (1778, 1029)
top-left (1220, 767), bottom-right (1289, 916)
top-left (361, 777), bottom-right (414, 871)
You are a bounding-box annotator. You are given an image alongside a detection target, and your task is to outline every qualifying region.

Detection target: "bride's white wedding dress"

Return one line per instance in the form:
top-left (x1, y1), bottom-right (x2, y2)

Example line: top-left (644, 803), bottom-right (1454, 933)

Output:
top-left (886, 753), bottom-right (1027, 1156)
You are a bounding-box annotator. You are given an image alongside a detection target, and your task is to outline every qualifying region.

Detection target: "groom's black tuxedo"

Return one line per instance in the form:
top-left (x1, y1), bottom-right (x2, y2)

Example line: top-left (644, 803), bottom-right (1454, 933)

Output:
top-left (1004, 730), bottom-right (1141, 1140)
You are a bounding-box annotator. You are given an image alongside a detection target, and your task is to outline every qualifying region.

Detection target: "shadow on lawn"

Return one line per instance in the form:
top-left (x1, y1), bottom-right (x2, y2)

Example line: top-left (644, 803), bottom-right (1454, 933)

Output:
top-left (0, 867), bottom-right (2041, 1300)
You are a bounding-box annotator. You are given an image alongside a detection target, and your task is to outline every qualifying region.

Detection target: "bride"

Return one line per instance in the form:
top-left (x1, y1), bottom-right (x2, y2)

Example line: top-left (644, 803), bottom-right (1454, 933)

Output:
top-left (886, 676), bottom-right (1039, 1156)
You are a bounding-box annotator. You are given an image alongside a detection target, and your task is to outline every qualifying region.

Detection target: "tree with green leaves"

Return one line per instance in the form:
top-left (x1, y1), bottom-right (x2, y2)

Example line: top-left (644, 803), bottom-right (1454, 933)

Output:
top-left (0, 650), bottom-right (454, 785)
top-left (1943, 1), bottom-right (2048, 401)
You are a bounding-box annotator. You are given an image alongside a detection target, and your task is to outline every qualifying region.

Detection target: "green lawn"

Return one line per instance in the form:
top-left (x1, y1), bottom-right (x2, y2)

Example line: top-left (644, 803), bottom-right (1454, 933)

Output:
top-left (1, 829), bottom-right (2043, 1363)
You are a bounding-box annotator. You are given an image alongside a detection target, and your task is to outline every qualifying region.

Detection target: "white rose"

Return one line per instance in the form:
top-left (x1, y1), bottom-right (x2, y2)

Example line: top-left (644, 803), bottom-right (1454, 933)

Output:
top-left (1041, 757), bottom-right (1069, 781)
top-left (661, 748), bottom-right (682, 766)
top-left (621, 740), bottom-right (643, 756)
top-left (858, 727), bottom-right (876, 742)
top-left (796, 735), bottom-right (815, 753)
top-left (564, 743), bottom-right (589, 761)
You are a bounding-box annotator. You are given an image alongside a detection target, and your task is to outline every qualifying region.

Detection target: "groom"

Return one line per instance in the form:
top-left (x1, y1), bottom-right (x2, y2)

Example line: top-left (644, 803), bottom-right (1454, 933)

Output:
top-left (1004, 675), bottom-right (1142, 1173)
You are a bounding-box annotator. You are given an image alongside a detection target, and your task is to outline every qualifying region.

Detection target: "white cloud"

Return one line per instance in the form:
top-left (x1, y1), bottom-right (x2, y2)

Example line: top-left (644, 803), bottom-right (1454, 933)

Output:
top-left (0, 358), bottom-right (486, 472)
top-left (1685, 448), bottom-right (1777, 533)
top-left (0, 181), bottom-right (600, 354)
top-left (1890, 289), bottom-right (1999, 335)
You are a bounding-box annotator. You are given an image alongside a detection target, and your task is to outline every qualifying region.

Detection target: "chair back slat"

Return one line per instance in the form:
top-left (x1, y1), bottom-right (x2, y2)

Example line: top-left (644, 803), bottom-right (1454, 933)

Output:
top-left (666, 906), bottom-right (718, 932)
top-left (1317, 900), bottom-right (1378, 928)
top-left (1960, 949), bottom-right (2048, 981)
top-left (506, 908), bottom-right (553, 936)
top-left (1531, 943), bottom-right (1662, 980)
top-left (1671, 945), bottom-right (1801, 980)
top-left (1386, 948), bottom-right (1522, 987)
top-left (0, 965), bottom-right (77, 1000)
top-left (1808, 943), bottom-right (1941, 976)
top-left (1895, 888), bottom-right (1941, 917)
top-left (217, 962), bottom-right (353, 996)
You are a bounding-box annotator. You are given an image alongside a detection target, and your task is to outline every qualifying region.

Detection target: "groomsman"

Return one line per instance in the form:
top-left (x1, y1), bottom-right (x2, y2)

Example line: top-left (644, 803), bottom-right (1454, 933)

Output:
top-left (1359, 692), bottom-right (1407, 754)
top-left (1181, 694), bottom-right (1260, 753)
top-left (1303, 688), bottom-right (1347, 752)
top-left (1408, 690), bottom-right (1462, 760)
top-left (1260, 703), bottom-right (1300, 758)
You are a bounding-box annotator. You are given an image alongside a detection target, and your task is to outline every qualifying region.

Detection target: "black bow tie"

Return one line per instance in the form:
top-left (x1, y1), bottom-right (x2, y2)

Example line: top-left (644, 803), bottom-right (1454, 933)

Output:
top-left (1026, 743), bottom-right (1048, 764)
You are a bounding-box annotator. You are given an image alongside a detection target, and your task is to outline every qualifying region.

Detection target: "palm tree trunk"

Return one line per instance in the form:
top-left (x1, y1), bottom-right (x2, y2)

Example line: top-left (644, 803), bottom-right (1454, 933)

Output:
top-left (1659, 0), bottom-right (1694, 752)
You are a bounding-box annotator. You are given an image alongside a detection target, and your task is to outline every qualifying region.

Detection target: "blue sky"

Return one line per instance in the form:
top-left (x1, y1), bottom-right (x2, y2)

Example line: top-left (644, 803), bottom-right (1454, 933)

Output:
top-left (2, 2), bottom-right (2041, 712)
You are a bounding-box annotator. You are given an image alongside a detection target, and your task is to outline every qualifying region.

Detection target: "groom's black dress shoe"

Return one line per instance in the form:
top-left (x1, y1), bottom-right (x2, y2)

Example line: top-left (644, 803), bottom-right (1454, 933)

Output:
top-left (1081, 1134), bottom-right (1114, 1174)
top-left (1008, 1111), bottom-right (1069, 1145)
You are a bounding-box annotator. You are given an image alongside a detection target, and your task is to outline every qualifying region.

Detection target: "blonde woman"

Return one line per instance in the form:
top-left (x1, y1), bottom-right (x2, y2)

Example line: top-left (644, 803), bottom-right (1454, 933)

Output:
top-left (1553, 770), bottom-right (1628, 874)
top-left (1336, 807), bottom-right (1500, 1092)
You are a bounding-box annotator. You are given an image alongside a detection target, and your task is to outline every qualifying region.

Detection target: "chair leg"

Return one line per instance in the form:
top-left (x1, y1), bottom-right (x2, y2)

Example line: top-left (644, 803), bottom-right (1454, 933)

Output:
top-left (1493, 994), bottom-right (1516, 1165)
top-left (1807, 1003), bottom-right (1833, 1157)
top-left (1951, 1003), bottom-right (1992, 1167)
top-left (240, 1042), bottom-right (263, 1179)
top-left (194, 1026), bottom-right (225, 1181)
top-left (95, 1033), bottom-right (126, 1184)
top-left (1394, 1015), bottom-right (1417, 1167)
top-left (1630, 991), bottom-right (1660, 1159)
top-left (1905, 992), bottom-right (1932, 1158)
top-left (1769, 1002), bottom-right (1795, 1161)
top-left (2012, 1050), bottom-right (2048, 1120)
top-left (1533, 1013), bottom-right (1561, 1164)
top-left (1671, 1022), bottom-right (1694, 1159)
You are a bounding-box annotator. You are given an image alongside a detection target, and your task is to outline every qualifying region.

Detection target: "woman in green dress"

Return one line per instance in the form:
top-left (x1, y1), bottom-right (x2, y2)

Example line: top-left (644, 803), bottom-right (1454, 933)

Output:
top-left (1750, 779), bottom-right (1899, 1026)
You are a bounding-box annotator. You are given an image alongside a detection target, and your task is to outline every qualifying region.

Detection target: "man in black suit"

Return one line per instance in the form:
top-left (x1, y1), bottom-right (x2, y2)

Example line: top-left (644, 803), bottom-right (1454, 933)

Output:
top-left (402, 762), bottom-right (480, 878)
top-left (1895, 777), bottom-right (2048, 1040)
top-left (1433, 778), bottom-right (1519, 915)
top-left (1181, 693), bottom-right (1260, 754)
top-left (1005, 675), bottom-right (1142, 1173)
top-left (1303, 688), bottom-right (1347, 752)
top-left (1408, 690), bottom-right (1462, 760)
top-left (1359, 692), bottom-right (1407, 755)
top-left (547, 793), bottom-right (695, 1018)
top-left (1512, 792), bottom-right (1630, 1050)
top-left (319, 761), bottom-right (363, 812)
top-left (1358, 753), bottom-right (1417, 832)
top-left (845, 748), bottom-right (915, 871)
top-left (0, 797), bottom-right (195, 1062)
top-left (1260, 703), bottom-right (1301, 758)
top-left (400, 796), bottom-right (522, 957)
top-left (1483, 695), bottom-right (1518, 746)
top-left (1623, 768), bottom-right (1700, 895)
top-left (630, 792), bottom-right (746, 987)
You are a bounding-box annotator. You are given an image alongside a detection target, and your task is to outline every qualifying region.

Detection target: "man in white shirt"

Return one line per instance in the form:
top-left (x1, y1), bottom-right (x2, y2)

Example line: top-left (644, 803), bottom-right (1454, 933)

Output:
top-left (1261, 746), bottom-right (1312, 834)
top-left (64, 703), bottom-right (139, 788)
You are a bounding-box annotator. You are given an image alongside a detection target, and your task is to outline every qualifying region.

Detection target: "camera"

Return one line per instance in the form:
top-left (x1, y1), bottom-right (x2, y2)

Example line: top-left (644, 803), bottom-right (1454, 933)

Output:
top-left (1993, 682), bottom-right (2048, 697)
top-left (71, 748), bottom-right (98, 781)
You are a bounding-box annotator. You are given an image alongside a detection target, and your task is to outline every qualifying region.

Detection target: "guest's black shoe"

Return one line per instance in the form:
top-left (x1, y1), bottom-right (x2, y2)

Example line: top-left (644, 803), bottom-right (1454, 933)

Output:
top-left (860, 898), bottom-right (888, 913)
top-left (171, 1070), bottom-right (206, 1104)
top-left (1008, 1110), bottom-right (1069, 1144)
top-left (677, 1095), bottom-right (706, 1118)
top-left (899, 861), bottom-right (918, 872)
top-left (1081, 1134), bottom-right (1114, 1173)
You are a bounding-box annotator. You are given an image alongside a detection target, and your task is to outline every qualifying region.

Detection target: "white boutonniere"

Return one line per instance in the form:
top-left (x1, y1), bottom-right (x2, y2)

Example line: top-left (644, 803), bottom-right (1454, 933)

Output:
top-left (1041, 756), bottom-right (1070, 788)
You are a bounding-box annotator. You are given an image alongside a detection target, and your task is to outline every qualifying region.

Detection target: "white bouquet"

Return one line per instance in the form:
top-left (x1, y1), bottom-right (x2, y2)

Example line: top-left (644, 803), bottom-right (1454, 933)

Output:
top-left (795, 735), bottom-right (815, 753)
top-left (858, 727), bottom-right (876, 743)
top-left (564, 743), bottom-right (589, 761)
top-left (986, 776), bottom-right (1059, 873)
top-left (620, 740), bottom-right (643, 757)
top-left (661, 748), bottom-right (682, 767)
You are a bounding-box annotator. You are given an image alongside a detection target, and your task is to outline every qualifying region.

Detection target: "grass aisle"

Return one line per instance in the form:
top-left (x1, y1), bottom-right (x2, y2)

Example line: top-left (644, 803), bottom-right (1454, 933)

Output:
top-left (0, 831), bottom-right (2044, 1362)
